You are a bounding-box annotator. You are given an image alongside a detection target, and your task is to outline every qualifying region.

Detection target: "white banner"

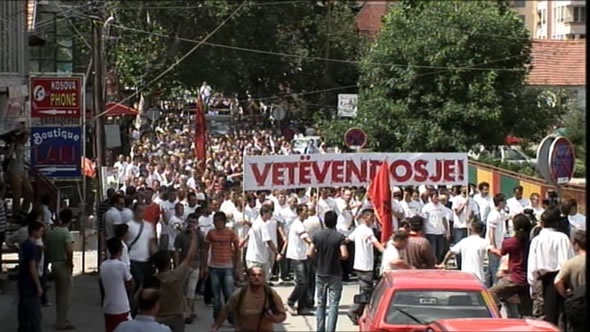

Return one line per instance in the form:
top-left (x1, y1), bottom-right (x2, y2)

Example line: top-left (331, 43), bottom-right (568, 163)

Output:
top-left (243, 153), bottom-right (467, 191)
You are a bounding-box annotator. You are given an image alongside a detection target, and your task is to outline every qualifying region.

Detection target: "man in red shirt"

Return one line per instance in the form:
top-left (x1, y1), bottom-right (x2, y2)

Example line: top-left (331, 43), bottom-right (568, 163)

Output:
top-left (143, 188), bottom-right (160, 233)
top-left (204, 212), bottom-right (241, 324)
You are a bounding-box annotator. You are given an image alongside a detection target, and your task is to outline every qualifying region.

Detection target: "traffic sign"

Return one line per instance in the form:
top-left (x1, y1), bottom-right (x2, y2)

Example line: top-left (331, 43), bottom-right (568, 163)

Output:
top-left (536, 135), bottom-right (576, 185)
top-left (344, 127), bottom-right (367, 150)
top-left (30, 126), bottom-right (82, 177)
top-left (548, 137), bottom-right (575, 184)
top-left (30, 76), bottom-right (82, 118)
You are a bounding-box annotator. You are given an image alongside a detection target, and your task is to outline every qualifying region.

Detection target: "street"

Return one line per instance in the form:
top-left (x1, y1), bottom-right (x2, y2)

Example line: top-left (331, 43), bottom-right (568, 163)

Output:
top-left (0, 270), bottom-right (359, 332)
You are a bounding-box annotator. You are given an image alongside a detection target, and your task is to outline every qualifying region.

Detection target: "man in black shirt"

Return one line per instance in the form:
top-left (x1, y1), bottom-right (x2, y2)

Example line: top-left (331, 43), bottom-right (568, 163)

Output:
top-left (307, 211), bottom-right (349, 332)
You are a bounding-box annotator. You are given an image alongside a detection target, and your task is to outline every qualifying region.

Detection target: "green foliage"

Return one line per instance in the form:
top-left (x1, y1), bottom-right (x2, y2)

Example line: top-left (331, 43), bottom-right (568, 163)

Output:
top-left (104, 0), bottom-right (363, 113)
top-left (476, 155), bottom-right (540, 177)
top-left (321, 1), bottom-right (566, 151)
top-left (562, 106), bottom-right (586, 160)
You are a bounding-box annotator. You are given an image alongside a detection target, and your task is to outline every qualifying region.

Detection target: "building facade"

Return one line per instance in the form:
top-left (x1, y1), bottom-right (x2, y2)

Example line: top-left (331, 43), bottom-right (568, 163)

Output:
top-left (356, 0), bottom-right (586, 40)
top-left (511, 0), bottom-right (586, 39)
top-left (0, 1), bottom-right (30, 134)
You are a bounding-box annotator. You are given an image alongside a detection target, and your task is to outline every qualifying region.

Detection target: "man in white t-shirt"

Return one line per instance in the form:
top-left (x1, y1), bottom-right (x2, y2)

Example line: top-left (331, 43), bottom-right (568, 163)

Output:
top-left (183, 192), bottom-right (199, 220)
top-left (438, 221), bottom-right (491, 283)
top-left (126, 203), bottom-right (157, 300)
top-left (473, 182), bottom-right (494, 227)
top-left (317, 188), bottom-right (338, 218)
top-left (391, 189), bottom-right (406, 231)
top-left (485, 193), bottom-right (507, 288)
top-left (335, 189), bottom-right (359, 236)
top-left (262, 201), bottom-right (287, 281)
top-left (114, 155), bottom-right (128, 187)
top-left (241, 205), bottom-right (282, 282)
top-left (505, 186), bottom-right (531, 237)
top-left (286, 204), bottom-right (313, 315)
top-left (380, 230), bottom-right (410, 274)
top-left (101, 238), bottom-right (135, 331)
top-left (563, 198), bottom-right (586, 238)
top-left (121, 196), bottom-right (134, 224)
top-left (451, 186), bottom-right (472, 243)
top-left (244, 194), bottom-right (260, 224)
top-left (105, 194), bottom-right (125, 240)
top-left (346, 209), bottom-right (384, 324)
top-left (220, 191), bottom-right (239, 229)
top-left (200, 81), bottom-right (212, 105)
top-left (421, 194), bottom-right (450, 263)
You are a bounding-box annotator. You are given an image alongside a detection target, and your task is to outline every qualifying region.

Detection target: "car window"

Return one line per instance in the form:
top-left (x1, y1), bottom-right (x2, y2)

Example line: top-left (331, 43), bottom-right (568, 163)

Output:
top-left (292, 139), bottom-right (307, 150)
top-left (503, 148), bottom-right (526, 161)
top-left (385, 290), bottom-right (492, 325)
top-left (368, 278), bottom-right (389, 317)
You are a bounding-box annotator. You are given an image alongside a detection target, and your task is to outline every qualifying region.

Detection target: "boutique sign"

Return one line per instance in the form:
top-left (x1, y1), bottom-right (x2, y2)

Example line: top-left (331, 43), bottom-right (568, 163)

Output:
top-left (30, 127), bottom-right (82, 177)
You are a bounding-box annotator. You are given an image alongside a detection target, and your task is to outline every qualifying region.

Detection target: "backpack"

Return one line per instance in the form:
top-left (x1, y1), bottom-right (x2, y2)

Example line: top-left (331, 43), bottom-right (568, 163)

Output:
top-left (236, 285), bottom-right (277, 330)
top-left (564, 284), bottom-right (586, 326)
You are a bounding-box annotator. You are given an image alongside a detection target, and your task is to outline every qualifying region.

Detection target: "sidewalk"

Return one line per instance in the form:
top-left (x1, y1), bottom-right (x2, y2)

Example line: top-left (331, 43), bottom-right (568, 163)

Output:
top-left (0, 272), bottom-right (358, 331)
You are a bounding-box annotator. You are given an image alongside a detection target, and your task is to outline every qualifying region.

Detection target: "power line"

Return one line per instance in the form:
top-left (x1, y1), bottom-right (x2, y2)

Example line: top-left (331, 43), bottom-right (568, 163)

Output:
top-left (109, 23), bottom-right (527, 72)
top-left (55, 1), bottom-right (92, 49)
top-left (92, 1), bottom-right (249, 120)
top-left (105, 0), bottom-right (309, 10)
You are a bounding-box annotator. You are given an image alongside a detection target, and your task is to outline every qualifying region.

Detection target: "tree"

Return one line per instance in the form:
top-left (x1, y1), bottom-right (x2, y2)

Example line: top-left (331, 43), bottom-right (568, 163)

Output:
top-left (102, 0), bottom-right (363, 116)
top-left (320, 0), bottom-right (566, 151)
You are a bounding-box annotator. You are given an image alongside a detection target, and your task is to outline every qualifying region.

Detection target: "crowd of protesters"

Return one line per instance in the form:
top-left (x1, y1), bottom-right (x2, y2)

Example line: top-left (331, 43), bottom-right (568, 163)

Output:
top-left (1, 89), bottom-right (587, 332)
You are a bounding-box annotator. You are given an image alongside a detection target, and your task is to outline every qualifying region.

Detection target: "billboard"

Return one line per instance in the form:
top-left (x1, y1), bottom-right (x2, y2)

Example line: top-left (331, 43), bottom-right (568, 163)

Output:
top-left (30, 127), bottom-right (82, 177)
top-left (30, 76), bottom-right (82, 118)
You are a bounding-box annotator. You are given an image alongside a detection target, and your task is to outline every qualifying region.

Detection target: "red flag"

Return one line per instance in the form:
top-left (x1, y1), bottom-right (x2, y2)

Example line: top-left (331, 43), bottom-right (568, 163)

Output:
top-left (368, 161), bottom-right (392, 243)
top-left (194, 95), bottom-right (207, 170)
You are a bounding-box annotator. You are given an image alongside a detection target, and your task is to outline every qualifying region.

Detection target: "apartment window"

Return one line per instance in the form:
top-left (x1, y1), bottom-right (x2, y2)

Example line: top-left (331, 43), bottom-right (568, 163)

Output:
top-left (541, 9), bottom-right (547, 24)
top-left (573, 6), bottom-right (586, 23)
top-left (513, 0), bottom-right (525, 8)
top-left (29, 10), bottom-right (74, 73)
top-left (559, 6), bottom-right (566, 22)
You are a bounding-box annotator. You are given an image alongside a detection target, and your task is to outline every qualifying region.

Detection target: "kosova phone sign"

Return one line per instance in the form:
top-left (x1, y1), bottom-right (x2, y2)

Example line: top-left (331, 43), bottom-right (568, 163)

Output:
top-left (31, 127), bottom-right (82, 177)
top-left (30, 76), bottom-right (82, 118)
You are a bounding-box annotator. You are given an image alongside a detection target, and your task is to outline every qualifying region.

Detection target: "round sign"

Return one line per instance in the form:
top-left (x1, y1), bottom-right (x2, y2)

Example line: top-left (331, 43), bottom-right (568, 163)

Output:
top-left (344, 127), bottom-right (367, 150)
top-left (548, 137), bottom-right (575, 184)
top-left (536, 135), bottom-right (555, 183)
top-left (271, 104), bottom-right (287, 121)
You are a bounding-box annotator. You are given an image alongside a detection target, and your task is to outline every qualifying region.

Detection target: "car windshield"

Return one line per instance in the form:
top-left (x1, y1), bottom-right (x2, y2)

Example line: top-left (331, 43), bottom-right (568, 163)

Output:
top-left (503, 148), bottom-right (526, 161)
top-left (293, 139), bottom-right (315, 149)
top-left (385, 290), bottom-right (492, 325)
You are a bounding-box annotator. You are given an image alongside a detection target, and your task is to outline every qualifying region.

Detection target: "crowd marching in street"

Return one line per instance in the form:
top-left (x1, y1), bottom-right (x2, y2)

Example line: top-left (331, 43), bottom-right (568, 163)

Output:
top-left (2, 91), bottom-right (586, 332)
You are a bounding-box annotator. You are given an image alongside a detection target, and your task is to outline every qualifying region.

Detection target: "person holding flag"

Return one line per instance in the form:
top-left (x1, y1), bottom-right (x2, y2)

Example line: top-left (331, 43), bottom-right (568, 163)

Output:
top-left (346, 161), bottom-right (390, 325)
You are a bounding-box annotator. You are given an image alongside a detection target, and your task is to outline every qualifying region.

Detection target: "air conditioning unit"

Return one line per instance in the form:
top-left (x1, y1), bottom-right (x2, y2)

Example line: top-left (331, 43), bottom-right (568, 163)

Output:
top-left (564, 16), bottom-right (574, 23)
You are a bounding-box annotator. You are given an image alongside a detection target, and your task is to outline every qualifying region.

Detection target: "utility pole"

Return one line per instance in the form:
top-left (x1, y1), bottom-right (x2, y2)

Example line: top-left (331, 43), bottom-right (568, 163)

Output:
top-left (90, 0), bottom-right (105, 269)
top-left (92, 17), bottom-right (105, 202)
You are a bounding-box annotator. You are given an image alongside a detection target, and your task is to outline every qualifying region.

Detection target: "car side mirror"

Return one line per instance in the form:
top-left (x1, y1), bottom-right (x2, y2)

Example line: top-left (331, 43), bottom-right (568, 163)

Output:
top-left (353, 294), bottom-right (370, 304)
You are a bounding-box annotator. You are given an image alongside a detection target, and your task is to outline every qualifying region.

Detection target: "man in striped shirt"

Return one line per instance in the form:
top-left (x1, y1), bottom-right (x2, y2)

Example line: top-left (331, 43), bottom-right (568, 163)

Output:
top-left (204, 212), bottom-right (241, 324)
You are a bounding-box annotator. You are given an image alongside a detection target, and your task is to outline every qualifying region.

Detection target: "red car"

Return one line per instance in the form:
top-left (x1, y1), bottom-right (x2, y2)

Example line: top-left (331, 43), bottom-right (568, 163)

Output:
top-left (427, 318), bottom-right (559, 332)
top-left (355, 270), bottom-right (500, 332)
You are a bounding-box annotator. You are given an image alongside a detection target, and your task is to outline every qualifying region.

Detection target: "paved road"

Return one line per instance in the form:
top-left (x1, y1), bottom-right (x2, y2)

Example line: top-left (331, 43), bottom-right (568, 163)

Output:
top-left (0, 271), bottom-right (359, 332)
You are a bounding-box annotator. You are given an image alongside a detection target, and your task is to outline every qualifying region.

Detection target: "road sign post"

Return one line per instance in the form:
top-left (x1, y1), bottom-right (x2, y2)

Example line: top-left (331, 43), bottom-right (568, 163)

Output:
top-left (344, 127), bottom-right (367, 150)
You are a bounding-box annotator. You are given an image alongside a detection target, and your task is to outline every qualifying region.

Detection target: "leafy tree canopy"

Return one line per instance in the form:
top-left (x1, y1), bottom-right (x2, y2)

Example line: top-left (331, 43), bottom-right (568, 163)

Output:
top-left (101, 0), bottom-right (363, 113)
top-left (320, 0), bottom-right (567, 152)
